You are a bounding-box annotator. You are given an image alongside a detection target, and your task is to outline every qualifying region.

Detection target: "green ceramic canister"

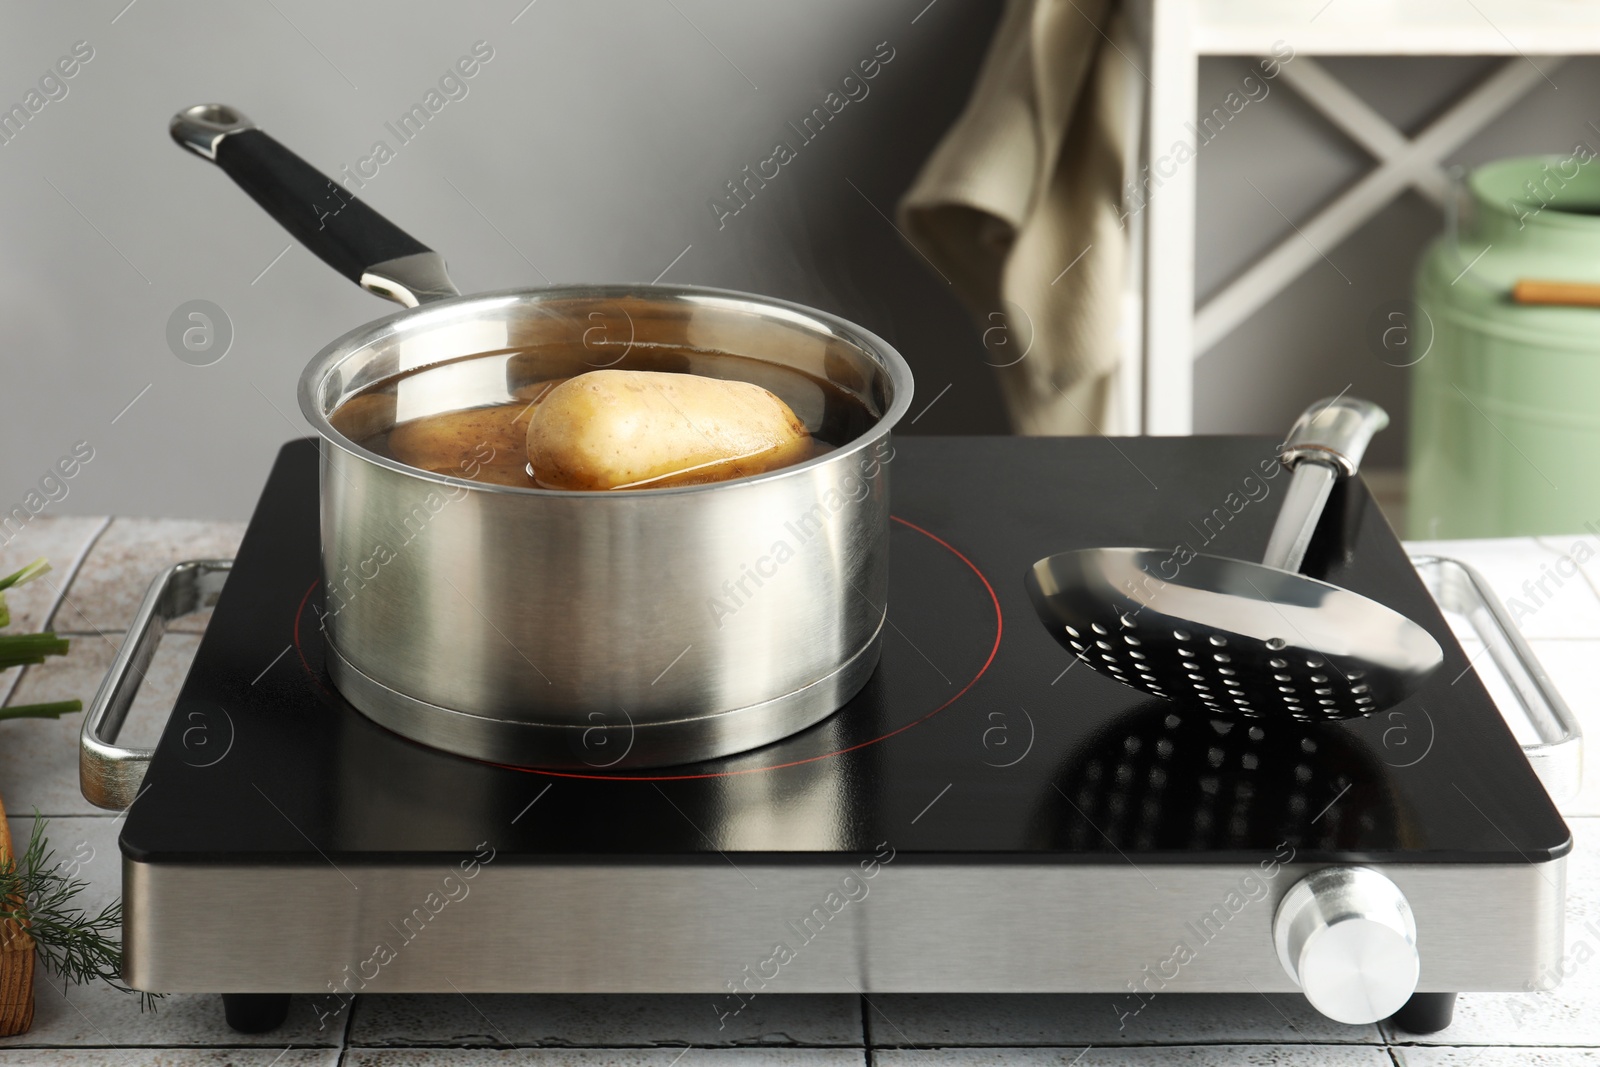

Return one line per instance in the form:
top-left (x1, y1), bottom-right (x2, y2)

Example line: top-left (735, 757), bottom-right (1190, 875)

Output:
top-left (1409, 153), bottom-right (1600, 538)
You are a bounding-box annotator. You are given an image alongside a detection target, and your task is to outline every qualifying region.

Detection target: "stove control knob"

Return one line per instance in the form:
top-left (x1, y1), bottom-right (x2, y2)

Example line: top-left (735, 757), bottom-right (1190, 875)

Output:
top-left (1272, 866), bottom-right (1419, 1024)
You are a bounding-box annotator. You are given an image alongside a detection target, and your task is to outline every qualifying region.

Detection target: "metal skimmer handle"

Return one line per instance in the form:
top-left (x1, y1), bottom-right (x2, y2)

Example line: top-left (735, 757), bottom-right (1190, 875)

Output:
top-left (1261, 397), bottom-right (1390, 573)
top-left (79, 559), bottom-right (232, 811)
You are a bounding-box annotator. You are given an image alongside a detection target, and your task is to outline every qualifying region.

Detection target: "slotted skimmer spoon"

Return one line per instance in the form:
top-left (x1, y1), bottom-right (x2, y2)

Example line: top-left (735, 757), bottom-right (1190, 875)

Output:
top-left (1026, 397), bottom-right (1444, 722)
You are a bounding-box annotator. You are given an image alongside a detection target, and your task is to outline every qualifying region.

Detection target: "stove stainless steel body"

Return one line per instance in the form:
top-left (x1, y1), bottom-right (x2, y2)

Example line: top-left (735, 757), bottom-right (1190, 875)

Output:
top-left (83, 437), bottom-right (1576, 1031)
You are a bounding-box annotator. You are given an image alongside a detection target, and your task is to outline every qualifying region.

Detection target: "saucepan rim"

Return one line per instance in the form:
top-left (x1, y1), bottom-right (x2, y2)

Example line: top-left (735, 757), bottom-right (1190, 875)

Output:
top-left (295, 281), bottom-right (915, 498)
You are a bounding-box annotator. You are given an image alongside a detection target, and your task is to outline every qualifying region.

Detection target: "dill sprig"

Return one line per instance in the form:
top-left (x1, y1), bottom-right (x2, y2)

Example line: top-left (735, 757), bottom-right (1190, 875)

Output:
top-left (0, 816), bottom-right (160, 1011)
top-left (0, 560), bottom-right (128, 1004)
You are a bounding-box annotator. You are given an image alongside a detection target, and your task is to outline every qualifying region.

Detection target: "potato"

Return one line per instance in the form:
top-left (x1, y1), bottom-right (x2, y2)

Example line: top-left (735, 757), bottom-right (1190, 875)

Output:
top-left (387, 379), bottom-right (565, 485)
top-left (527, 370), bottom-right (812, 490)
top-left (509, 378), bottom-right (565, 435)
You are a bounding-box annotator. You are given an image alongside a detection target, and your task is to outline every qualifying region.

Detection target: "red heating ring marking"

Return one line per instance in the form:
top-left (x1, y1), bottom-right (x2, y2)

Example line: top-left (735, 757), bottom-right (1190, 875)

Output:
top-left (294, 514), bottom-right (1002, 781)
top-left (294, 580), bottom-right (331, 691)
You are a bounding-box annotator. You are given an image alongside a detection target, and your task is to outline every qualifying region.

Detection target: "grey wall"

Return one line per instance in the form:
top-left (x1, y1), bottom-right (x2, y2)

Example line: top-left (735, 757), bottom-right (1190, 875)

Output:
top-left (4, 2), bottom-right (1596, 519)
top-left (0, 0), bottom-right (1009, 520)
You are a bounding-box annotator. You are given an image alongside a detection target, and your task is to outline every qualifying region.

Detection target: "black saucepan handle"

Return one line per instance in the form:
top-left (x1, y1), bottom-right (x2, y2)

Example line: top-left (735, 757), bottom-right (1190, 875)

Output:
top-left (170, 104), bottom-right (459, 307)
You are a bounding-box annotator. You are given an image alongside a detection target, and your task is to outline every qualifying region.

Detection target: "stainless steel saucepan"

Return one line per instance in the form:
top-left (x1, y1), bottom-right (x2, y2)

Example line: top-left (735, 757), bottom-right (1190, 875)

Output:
top-left (170, 104), bottom-right (913, 770)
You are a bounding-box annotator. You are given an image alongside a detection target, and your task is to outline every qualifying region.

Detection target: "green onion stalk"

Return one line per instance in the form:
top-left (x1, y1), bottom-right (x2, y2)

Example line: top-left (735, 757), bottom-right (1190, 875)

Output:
top-left (0, 559), bottom-right (81, 719)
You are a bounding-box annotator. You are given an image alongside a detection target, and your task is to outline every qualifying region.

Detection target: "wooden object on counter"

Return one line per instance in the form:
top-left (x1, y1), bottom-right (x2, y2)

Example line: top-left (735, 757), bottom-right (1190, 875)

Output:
top-left (0, 797), bottom-right (34, 1036)
top-left (1511, 279), bottom-right (1600, 308)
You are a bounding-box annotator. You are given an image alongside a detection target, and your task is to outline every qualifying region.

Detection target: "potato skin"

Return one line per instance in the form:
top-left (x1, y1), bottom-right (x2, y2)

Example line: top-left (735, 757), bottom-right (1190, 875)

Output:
top-left (527, 370), bottom-right (812, 490)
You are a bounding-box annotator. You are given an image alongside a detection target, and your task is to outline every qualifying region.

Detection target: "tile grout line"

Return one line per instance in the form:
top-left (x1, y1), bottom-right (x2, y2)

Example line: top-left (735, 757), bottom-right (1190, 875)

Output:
top-left (0, 1038), bottom-right (1573, 1052)
top-left (40, 516), bottom-right (115, 633)
top-left (342, 1043), bottom-right (896, 1052)
top-left (344, 1044), bottom-right (874, 1052)
top-left (860, 990), bottom-right (874, 1062)
top-left (24, 1047), bottom-right (324, 1055)
top-left (1537, 533), bottom-right (1600, 608)
top-left (1, 515), bottom-right (114, 709)
top-left (855, 1041), bottom-right (1377, 1049)
top-left (39, 631), bottom-right (135, 639)
top-left (1, 1031), bottom-right (1597, 1053)
top-left (337, 992), bottom-right (357, 1064)
top-left (13, 812), bottom-right (123, 820)
top-left (46, 630), bottom-right (212, 638)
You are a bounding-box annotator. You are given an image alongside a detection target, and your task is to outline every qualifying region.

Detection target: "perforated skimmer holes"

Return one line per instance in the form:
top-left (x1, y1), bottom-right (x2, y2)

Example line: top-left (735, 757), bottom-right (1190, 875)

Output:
top-left (1059, 611), bottom-right (1379, 722)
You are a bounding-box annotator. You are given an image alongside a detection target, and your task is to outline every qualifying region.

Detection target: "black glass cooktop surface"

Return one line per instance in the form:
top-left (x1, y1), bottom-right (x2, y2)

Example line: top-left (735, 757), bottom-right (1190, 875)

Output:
top-left (122, 437), bottom-right (1571, 866)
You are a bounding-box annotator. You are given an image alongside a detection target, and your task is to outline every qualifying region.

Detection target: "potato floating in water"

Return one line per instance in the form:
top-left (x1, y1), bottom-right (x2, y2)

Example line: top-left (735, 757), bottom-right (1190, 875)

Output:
top-left (387, 379), bottom-right (564, 483)
top-left (527, 370), bottom-right (812, 490)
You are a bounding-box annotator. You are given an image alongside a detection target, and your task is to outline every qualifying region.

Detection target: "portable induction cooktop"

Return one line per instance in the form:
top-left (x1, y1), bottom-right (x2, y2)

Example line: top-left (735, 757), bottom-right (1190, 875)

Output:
top-left (84, 436), bottom-right (1572, 1036)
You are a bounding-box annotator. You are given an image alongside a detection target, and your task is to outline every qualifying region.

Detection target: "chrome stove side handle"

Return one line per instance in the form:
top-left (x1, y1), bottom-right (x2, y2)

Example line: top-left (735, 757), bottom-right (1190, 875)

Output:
top-left (1410, 554), bottom-right (1583, 798)
top-left (79, 560), bottom-right (232, 811)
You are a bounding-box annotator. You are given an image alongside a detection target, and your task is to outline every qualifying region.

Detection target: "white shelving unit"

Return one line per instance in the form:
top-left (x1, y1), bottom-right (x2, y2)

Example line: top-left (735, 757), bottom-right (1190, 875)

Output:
top-left (1125, 0), bottom-right (1595, 434)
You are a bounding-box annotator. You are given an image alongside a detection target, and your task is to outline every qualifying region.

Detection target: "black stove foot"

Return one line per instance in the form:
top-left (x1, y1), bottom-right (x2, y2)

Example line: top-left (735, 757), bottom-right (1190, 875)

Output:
top-left (223, 993), bottom-right (291, 1034)
top-left (1388, 992), bottom-right (1457, 1034)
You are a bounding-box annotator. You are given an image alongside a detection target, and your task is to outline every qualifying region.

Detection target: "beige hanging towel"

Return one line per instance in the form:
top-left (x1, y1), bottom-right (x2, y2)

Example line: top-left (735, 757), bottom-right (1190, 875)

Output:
top-left (898, 0), bottom-right (1133, 435)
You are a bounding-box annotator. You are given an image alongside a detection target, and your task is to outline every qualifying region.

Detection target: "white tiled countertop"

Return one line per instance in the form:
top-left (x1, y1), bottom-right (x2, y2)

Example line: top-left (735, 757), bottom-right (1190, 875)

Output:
top-left (0, 518), bottom-right (1595, 1065)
